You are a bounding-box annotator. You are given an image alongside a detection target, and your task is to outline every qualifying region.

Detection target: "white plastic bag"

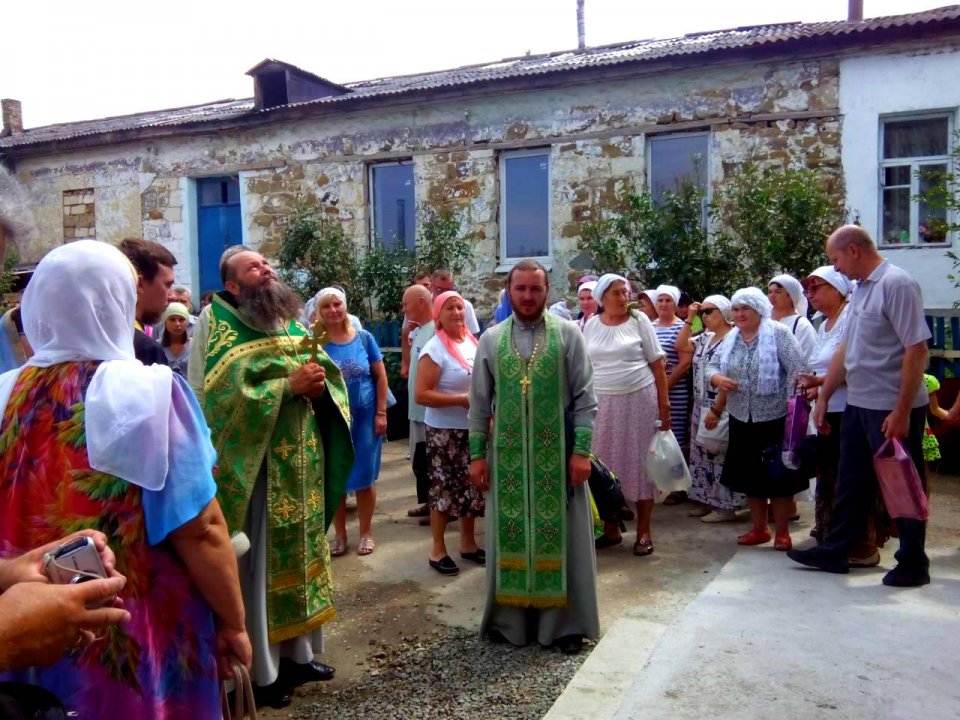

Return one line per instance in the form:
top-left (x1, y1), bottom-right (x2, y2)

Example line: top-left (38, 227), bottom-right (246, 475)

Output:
top-left (646, 422), bottom-right (692, 493)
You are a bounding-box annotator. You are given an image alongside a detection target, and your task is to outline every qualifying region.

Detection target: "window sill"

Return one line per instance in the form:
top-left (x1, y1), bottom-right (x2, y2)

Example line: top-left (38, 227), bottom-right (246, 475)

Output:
top-left (495, 259), bottom-right (553, 273)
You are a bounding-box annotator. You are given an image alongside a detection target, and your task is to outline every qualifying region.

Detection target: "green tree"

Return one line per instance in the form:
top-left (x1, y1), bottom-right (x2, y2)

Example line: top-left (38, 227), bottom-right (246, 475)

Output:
top-left (917, 132), bottom-right (960, 304)
top-left (277, 206), bottom-right (363, 316)
top-left (359, 243), bottom-right (413, 319)
top-left (416, 205), bottom-right (473, 273)
top-left (710, 163), bottom-right (845, 285)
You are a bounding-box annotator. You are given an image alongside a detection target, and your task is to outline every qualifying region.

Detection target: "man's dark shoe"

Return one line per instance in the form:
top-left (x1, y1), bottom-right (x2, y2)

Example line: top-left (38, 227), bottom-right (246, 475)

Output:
top-left (280, 657), bottom-right (336, 685)
top-left (882, 564), bottom-right (931, 587)
top-left (786, 547), bottom-right (849, 574)
top-left (555, 634), bottom-right (585, 655)
top-left (253, 681), bottom-right (292, 709)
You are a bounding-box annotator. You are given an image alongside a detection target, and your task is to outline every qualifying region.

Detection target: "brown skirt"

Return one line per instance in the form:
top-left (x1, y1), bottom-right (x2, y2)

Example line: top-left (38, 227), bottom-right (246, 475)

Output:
top-left (425, 425), bottom-right (485, 518)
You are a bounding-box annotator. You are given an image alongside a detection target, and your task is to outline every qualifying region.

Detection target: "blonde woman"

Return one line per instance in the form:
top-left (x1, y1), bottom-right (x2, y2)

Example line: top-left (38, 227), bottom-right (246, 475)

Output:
top-left (314, 288), bottom-right (388, 557)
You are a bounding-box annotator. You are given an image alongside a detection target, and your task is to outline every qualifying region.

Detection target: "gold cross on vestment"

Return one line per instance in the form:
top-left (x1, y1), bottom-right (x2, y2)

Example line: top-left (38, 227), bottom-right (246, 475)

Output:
top-left (274, 437), bottom-right (295, 460)
top-left (306, 435), bottom-right (318, 452)
top-left (520, 375), bottom-right (532, 395)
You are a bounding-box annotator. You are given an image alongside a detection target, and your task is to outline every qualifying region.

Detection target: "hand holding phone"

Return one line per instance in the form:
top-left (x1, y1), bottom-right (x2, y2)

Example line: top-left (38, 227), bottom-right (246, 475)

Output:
top-left (43, 537), bottom-right (114, 608)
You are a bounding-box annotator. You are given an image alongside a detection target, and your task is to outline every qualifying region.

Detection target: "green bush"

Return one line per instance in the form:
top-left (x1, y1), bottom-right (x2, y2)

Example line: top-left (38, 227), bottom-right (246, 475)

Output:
top-left (416, 205), bottom-right (472, 274)
top-left (359, 243), bottom-right (414, 319)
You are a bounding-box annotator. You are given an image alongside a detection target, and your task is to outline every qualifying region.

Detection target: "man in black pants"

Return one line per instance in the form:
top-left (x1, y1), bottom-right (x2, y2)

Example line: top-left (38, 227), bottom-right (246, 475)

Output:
top-left (402, 284), bottom-right (435, 522)
top-left (789, 225), bottom-right (931, 587)
top-left (118, 238), bottom-right (176, 366)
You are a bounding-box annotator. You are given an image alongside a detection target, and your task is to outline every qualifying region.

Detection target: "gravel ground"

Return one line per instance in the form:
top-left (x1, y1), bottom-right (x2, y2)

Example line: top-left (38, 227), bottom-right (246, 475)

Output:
top-left (290, 626), bottom-right (591, 720)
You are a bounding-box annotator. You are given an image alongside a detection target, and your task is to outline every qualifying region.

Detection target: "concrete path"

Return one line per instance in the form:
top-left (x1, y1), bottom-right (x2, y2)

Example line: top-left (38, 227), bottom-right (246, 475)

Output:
top-left (548, 521), bottom-right (960, 720)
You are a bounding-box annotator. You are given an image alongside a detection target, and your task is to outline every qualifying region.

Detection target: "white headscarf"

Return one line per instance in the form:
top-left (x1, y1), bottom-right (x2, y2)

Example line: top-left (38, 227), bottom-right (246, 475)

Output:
top-left (701, 294), bottom-right (732, 322)
top-left (720, 287), bottom-right (780, 396)
top-left (805, 266), bottom-right (851, 298)
top-left (769, 273), bottom-right (808, 317)
top-left (593, 273), bottom-right (628, 307)
top-left (302, 287), bottom-right (347, 325)
top-left (0, 240), bottom-right (175, 490)
top-left (578, 281), bottom-right (597, 296)
top-left (655, 284), bottom-right (681, 306)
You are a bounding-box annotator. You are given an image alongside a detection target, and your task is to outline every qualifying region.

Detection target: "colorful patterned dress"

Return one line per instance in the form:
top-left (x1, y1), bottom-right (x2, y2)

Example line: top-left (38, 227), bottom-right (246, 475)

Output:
top-left (0, 362), bottom-right (221, 718)
top-left (655, 319), bottom-right (691, 452)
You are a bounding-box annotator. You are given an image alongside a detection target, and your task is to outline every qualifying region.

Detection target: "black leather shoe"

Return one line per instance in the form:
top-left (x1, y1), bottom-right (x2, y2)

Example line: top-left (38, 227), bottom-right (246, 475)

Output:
top-left (786, 548), bottom-right (849, 574)
top-left (280, 657), bottom-right (336, 685)
top-left (253, 681), bottom-right (292, 709)
top-left (555, 634), bottom-right (585, 655)
top-left (882, 564), bottom-right (931, 587)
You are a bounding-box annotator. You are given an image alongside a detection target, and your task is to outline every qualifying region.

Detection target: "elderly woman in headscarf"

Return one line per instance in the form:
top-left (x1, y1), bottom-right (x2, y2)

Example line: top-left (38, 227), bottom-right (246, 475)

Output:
top-left (797, 267), bottom-right (888, 564)
top-left (0, 240), bottom-right (251, 716)
top-left (415, 290), bottom-right (484, 576)
top-left (676, 294), bottom-right (746, 522)
top-left (768, 273), bottom-right (817, 363)
top-left (576, 281), bottom-right (598, 331)
top-left (652, 284), bottom-right (694, 504)
top-left (314, 287), bottom-right (388, 557)
top-left (584, 274), bottom-right (669, 556)
top-left (706, 287), bottom-right (807, 551)
top-left (636, 289), bottom-right (658, 321)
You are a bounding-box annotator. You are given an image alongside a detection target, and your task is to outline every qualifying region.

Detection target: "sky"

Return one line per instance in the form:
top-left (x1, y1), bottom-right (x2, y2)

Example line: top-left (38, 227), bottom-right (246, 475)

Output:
top-left (1, 0), bottom-right (948, 129)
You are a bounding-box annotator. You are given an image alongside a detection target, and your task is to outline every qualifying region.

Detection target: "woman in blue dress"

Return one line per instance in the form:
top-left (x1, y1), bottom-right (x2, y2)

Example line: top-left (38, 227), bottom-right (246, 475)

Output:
top-left (314, 287), bottom-right (388, 557)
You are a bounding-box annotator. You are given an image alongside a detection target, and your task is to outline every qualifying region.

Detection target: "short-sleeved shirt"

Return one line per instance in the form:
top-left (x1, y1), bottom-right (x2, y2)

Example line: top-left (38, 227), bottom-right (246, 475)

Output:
top-left (407, 321), bottom-right (435, 423)
top-left (808, 305), bottom-right (849, 414)
top-left (420, 334), bottom-right (476, 430)
top-left (325, 330), bottom-right (383, 413)
top-left (583, 312), bottom-right (664, 394)
top-left (844, 262), bottom-right (930, 411)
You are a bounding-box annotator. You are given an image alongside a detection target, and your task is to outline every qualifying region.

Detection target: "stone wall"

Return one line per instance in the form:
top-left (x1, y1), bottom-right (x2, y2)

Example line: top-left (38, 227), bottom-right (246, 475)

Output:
top-left (62, 188), bottom-right (95, 240)
top-left (10, 54), bottom-right (849, 312)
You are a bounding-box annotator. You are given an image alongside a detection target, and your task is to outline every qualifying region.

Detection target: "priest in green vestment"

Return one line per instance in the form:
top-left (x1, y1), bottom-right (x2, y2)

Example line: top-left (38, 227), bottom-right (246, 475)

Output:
top-left (188, 247), bottom-right (354, 707)
top-left (468, 259), bottom-right (599, 654)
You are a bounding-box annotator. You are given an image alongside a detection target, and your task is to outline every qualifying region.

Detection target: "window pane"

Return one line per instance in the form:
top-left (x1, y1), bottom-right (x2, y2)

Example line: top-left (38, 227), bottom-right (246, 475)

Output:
top-left (198, 177), bottom-right (239, 206)
top-left (504, 153), bottom-right (549, 259)
top-left (224, 177), bottom-right (240, 204)
top-left (882, 187), bottom-right (911, 244)
top-left (372, 163), bottom-right (416, 252)
top-left (918, 164), bottom-right (949, 243)
top-left (883, 117), bottom-right (949, 159)
top-left (650, 134), bottom-right (708, 203)
top-left (883, 165), bottom-right (912, 187)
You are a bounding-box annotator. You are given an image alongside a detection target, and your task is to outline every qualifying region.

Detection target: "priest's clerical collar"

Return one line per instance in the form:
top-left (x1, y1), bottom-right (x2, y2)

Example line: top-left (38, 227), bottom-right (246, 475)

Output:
top-left (515, 314), bottom-right (545, 331)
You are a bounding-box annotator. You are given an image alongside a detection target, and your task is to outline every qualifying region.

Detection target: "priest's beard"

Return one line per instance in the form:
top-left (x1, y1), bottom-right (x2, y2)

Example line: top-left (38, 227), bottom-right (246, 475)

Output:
top-left (508, 292), bottom-right (547, 325)
top-left (237, 279), bottom-right (302, 332)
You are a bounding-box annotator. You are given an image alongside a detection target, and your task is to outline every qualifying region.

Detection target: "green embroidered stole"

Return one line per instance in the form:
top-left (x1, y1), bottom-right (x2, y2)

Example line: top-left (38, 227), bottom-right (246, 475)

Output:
top-left (202, 294), bottom-right (354, 643)
top-left (491, 314), bottom-right (568, 609)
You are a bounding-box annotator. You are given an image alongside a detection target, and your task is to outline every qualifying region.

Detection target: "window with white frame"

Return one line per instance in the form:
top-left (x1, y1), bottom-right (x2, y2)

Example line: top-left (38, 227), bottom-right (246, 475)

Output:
top-left (648, 132), bottom-right (709, 207)
top-left (500, 149), bottom-right (550, 262)
top-left (370, 161), bottom-right (415, 252)
top-left (880, 114), bottom-right (953, 246)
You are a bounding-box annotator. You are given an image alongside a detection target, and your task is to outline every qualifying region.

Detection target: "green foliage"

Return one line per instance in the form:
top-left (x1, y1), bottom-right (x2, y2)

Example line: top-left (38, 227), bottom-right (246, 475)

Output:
top-left (579, 217), bottom-right (627, 275)
top-left (918, 132), bottom-right (960, 305)
top-left (359, 244), bottom-right (414, 319)
top-left (416, 205), bottom-right (473, 274)
top-left (710, 163), bottom-right (845, 286)
top-left (0, 249), bottom-right (19, 299)
top-left (278, 207), bottom-right (362, 313)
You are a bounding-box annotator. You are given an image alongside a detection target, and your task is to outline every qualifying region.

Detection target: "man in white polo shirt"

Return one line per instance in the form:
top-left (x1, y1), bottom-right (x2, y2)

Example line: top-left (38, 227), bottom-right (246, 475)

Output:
top-left (402, 284), bottom-right (436, 522)
top-left (789, 225), bottom-right (931, 587)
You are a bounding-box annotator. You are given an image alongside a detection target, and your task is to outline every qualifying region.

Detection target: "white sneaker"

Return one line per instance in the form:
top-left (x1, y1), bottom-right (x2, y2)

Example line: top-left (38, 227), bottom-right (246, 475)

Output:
top-left (701, 509), bottom-right (738, 523)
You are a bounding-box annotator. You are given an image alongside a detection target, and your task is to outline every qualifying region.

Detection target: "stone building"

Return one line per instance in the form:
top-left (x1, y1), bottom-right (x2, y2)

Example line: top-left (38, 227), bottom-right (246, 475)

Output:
top-left (1, 5), bottom-right (959, 311)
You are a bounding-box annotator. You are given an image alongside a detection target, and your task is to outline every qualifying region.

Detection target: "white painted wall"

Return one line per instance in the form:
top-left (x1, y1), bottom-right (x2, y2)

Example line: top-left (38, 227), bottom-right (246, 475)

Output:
top-left (840, 47), bottom-right (960, 309)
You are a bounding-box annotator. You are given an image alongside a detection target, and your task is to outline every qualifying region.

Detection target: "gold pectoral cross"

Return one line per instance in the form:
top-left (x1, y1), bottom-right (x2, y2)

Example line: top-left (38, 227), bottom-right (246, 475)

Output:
top-left (520, 375), bottom-right (531, 395)
top-left (300, 318), bottom-right (327, 362)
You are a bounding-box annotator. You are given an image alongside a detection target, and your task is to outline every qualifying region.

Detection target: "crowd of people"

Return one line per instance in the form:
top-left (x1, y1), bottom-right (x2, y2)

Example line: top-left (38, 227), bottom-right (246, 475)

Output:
top-left (0, 162), bottom-right (949, 716)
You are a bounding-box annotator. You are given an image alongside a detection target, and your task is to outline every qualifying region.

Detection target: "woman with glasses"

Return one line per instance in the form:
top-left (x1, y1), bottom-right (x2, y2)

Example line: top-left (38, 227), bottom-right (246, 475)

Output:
top-left (677, 295), bottom-right (746, 523)
top-left (798, 268), bottom-right (889, 566)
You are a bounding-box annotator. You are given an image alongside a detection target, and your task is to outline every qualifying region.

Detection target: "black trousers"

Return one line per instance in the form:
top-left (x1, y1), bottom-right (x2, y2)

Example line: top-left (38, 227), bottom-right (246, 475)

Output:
top-left (412, 440), bottom-right (429, 505)
top-left (820, 404), bottom-right (928, 570)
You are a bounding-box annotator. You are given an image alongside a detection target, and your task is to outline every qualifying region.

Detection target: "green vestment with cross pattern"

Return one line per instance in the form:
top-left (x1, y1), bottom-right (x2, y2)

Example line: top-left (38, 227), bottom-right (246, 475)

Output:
top-left (469, 313), bottom-right (593, 609)
top-left (202, 293), bottom-right (354, 644)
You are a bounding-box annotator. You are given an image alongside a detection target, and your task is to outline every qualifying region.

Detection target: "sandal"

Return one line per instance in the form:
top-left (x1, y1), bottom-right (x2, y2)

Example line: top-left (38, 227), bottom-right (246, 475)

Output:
top-left (595, 535), bottom-right (622, 550)
top-left (663, 491), bottom-right (687, 506)
top-left (737, 528), bottom-right (772, 546)
top-left (429, 555), bottom-right (460, 576)
top-left (357, 536), bottom-right (375, 556)
top-left (633, 537), bottom-right (654, 556)
top-left (460, 549), bottom-right (486, 565)
top-left (774, 533), bottom-right (793, 551)
top-left (330, 538), bottom-right (347, 557)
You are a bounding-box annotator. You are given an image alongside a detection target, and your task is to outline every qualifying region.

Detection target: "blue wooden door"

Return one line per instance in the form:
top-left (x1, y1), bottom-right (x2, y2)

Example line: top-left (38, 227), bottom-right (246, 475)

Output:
top-left (197, 176), bottom-right (242, 294)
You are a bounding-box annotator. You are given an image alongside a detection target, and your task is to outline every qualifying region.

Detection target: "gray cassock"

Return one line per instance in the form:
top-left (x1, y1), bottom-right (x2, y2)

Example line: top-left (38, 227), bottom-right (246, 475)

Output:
top-left (468, 314), bottom-right (600, 647)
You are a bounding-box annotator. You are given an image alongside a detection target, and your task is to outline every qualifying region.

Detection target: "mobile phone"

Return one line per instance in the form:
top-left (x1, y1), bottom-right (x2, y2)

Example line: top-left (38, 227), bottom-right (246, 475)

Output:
top-left (43, 536), bottom-right (111, 607)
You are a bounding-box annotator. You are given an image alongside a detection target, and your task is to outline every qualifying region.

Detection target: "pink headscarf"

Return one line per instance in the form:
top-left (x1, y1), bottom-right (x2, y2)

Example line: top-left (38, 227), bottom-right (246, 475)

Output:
top-left (433, 290), bottom-right (478, 373)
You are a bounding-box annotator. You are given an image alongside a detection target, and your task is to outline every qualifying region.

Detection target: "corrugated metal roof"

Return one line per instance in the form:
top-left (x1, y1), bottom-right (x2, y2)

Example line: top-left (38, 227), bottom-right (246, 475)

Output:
top-left (3, 4), bottom-right (958, 151)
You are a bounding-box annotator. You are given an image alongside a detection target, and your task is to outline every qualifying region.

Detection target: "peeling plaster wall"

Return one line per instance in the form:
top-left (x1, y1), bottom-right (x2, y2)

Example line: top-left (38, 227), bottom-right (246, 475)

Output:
top-left (11, 55), bottom-right (845, 310)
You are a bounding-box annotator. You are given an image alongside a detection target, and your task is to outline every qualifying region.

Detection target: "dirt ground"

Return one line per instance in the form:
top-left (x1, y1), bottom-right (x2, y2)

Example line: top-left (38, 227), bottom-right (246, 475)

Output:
top-left (260, 441), bottom-right (960, 718)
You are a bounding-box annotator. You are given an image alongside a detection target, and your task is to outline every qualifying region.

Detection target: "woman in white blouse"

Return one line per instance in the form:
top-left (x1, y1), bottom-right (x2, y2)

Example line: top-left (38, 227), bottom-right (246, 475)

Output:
top-left (584, 274), bottom-right (670, 557)
top-left (768, 273), bottom-right (817, 363)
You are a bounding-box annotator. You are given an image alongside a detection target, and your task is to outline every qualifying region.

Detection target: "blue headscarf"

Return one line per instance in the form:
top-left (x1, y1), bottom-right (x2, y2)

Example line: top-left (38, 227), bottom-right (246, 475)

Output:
top-left (493, 289), bottom-right (513, 323)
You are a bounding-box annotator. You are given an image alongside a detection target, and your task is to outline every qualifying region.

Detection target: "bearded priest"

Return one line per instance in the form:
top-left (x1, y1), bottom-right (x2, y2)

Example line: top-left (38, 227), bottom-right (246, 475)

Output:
top-left (189, 246), bottom-right (353, 708)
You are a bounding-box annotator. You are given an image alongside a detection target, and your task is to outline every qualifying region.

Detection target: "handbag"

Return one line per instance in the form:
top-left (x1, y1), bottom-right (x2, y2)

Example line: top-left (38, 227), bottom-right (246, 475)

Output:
top-left (782, 391), bottom-right (810, 470)
top-left (695, 406), bottom-right (729, 454)
top-left (874, 438), bottom-right (929, 521)
top-left (221, 660), bottom-right (259, 720)
top-left (587, 453), bottom-right (627, 527)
